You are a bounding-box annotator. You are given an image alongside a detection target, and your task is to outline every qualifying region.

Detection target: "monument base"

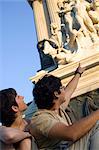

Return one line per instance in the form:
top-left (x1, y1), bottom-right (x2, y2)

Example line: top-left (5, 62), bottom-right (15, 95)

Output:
top-left (30, 53), bottom-right (99, 98)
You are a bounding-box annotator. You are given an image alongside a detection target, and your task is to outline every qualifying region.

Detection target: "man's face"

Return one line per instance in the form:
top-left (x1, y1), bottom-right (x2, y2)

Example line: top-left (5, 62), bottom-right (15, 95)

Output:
top-left (15, 95), bottom-right (27, 112)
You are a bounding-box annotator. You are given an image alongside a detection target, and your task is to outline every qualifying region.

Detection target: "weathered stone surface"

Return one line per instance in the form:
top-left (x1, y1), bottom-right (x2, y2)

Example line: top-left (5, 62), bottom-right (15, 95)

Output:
top-left (67, 89), bottom-right (99, 122)
top-left (29, 0), bottom-right (99, 69)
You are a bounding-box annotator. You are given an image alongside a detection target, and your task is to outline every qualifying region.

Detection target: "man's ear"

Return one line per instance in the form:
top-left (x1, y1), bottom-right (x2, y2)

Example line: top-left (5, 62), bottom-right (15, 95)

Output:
top-left (11, 106), bottom-right (18, 112)
top-left (54, 91), bottom-right (59, 98)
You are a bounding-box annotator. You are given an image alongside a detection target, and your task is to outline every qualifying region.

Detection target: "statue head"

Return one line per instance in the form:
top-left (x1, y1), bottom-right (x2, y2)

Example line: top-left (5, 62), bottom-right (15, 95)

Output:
top-left (57, 0), bottom-right (64, 9)
top-left (51, 23), bottom-right (58, 30)
top-left (63, 0), bottom-right (70, 3)
top-left (94, 0), bottom-right (99, 6)
top-left (37, 39), bottom-right (47, 51)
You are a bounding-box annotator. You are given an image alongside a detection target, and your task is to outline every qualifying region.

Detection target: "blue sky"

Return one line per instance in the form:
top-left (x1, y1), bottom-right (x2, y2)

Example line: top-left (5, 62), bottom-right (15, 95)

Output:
top-left (0, 0), bottom-right (41, 103)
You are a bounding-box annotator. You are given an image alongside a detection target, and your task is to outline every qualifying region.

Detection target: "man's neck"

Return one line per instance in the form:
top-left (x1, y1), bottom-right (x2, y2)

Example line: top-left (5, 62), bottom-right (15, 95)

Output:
top-left (50, 100), bottom-right (61, 113)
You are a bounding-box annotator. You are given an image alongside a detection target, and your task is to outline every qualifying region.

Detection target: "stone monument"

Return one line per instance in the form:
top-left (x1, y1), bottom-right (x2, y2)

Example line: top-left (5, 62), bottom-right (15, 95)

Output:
top-left (28, 0), bottom-right (99, 119)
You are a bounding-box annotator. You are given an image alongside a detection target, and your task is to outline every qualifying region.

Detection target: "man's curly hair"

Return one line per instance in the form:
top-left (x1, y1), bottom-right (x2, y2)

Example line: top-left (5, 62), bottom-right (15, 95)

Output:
top-left (0, 88), bottom-right (18, 126)
top-left (33, 75), bottom-right (62, 109)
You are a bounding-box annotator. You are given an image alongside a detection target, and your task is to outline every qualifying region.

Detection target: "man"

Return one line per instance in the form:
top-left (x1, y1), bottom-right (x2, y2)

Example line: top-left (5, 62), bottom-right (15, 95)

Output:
top-left (28, 63), bottom-right (99, 150)
top-left (0, 88), bottom-right (32, 150)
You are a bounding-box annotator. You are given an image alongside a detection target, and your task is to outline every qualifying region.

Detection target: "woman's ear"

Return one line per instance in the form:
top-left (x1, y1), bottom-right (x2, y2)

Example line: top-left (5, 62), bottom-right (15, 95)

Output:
top-left (11, 106), bottom-right (18, 112)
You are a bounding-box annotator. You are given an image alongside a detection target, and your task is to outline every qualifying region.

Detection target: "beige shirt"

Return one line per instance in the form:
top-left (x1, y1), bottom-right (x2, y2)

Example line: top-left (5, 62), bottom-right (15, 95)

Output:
top-left (30, 107), bottom-right (98, 150)
top-left (31, 106), bottom-right (72, 149)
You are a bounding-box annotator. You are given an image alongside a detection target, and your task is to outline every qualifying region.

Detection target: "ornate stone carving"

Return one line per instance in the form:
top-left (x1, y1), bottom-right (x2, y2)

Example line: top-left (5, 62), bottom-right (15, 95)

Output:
top-left (68, 89), bottom-right (99, 121)
top-left (37, 39), bottom-right (58, 71)
top-left (50, 23), bottom-right (62, 48)
top-left (29, 0), bottom-right (99, 69)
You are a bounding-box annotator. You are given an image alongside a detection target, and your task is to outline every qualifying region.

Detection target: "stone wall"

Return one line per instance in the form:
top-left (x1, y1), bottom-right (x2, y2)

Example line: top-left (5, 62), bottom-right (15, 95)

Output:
top-left (67, 89), bottom-right (99, 122)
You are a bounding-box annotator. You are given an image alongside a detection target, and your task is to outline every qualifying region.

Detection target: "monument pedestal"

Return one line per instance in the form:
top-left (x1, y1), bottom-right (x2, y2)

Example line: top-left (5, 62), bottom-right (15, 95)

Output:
top-left (30, 53), bottom-right (99, 98)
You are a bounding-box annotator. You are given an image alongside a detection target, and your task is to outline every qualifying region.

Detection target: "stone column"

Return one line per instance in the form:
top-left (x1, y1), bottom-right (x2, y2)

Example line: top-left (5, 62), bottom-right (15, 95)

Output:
top-left (45, 0), bottom-right (60, 25)
top-left (31, 0), bottom-right (49, 41)
top-left (45, 0), bottom-right (62, 47)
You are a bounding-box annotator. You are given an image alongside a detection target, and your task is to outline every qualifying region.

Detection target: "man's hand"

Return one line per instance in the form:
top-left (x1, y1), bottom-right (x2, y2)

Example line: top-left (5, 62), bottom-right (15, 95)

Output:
top-left (75, 63), bottom-right (86, 77)
top-left (0, 126), bottom-right (31, 144)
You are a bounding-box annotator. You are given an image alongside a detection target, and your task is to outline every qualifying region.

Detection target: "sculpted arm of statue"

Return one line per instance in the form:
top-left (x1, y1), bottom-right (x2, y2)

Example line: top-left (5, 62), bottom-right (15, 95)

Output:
top-left (48, 110), bottom-right (99, 142)
top-left (0, 126), bottom-right (31, 144)
top-left (51, 26), bottom-right (54, 35)
top-left (64, 4), bottom-right (73, 12)
top-left (61, 63), bottom-right (85, 109)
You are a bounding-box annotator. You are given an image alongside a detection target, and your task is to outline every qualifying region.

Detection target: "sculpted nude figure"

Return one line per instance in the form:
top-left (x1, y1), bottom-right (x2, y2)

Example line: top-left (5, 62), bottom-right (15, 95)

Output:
top-left (57, 0), bottom-right (78, 51)
top-left (74, 0), bottom-right (96, 34)
top-left (50, 23), bottom-right (62, 48)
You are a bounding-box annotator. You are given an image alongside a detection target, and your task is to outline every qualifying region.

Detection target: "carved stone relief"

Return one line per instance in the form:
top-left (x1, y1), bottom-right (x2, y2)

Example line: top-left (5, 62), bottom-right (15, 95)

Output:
top-left (30, 0), bottom-right (99, 70)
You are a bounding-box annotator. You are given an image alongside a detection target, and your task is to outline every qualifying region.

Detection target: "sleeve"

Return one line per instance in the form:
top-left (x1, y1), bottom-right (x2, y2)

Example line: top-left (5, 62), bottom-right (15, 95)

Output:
top-left (31, 113), bottom-right (59, 137)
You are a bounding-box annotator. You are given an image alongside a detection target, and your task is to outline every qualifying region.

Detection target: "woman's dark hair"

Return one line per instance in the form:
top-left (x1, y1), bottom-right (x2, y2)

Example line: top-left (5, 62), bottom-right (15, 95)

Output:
top-left (33, 75), bottom-right (62, 109)
top-left (0, 88), bottom-right (18, 127)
